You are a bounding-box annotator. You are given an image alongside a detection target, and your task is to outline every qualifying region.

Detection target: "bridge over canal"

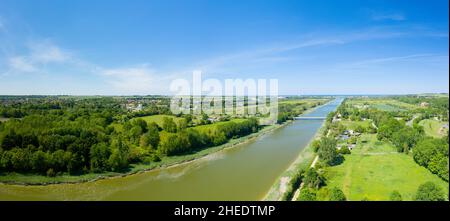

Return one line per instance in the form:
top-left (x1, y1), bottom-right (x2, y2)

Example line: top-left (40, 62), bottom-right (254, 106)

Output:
top-left (293, 116), bottom-right (326, 120)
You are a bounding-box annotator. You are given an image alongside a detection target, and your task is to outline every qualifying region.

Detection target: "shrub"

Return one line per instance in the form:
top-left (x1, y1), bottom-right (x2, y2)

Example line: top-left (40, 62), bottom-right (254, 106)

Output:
top-left (329, 187), bottom-right (346, 201)
top-left (339, 146), bottom-right (351, 155)
top-left (303, 168), bottom-right (325, 189)
top-left (415, 182), bottom-right (445, 201)
top-left (390, 190), bottom-right (402, 201)
top-left (46, 168), bottom-right (56, 177)
top-left (297, 188), bottom-right (316, 201)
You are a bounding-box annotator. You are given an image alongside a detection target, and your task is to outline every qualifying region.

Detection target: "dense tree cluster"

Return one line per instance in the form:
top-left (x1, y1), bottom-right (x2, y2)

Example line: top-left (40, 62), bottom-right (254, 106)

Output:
top-left (297, 188), bottom-right (317, 201)
top-left (314, 137), bottom-right (342, 166)
top-left (376, 117), bottom-right (424, 153)
top-left (302, 168), bottom-right (326, 189)
top-left (0, 96), bottom-right (260, 176)
top-left (413, 137), bottom-right (449, 181)
top-left (277, 100), bottom-right (326, 124)
top-left (159, 118), bottom-right (259, 156)
top-left (0, 97), bottom-right (126, 175)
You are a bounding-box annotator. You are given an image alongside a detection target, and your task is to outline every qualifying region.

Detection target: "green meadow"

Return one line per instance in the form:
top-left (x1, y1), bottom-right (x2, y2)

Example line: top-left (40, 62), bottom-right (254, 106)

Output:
top-left (138, 114), bottom-right (184, 127)
top-left (419, 119), bottom-right (448, 138)
top-left (323, 134), bottom-right (448, 201)
top-left (346, 99), bottom-right (419, 111)
top-left (339, 120), bottom-right (372, 131)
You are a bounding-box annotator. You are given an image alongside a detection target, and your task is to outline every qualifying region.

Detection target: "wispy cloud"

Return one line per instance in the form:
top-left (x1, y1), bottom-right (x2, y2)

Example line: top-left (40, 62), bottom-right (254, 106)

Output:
top-left (29, 41), bottom-right (70, 63)
top-left (6, 40), bottom-right (72, 74)
top-left (194, 26), bottom-right (430, 73)
top-left (194, 38), bottom-right (346, 72)
top-left (2, 21), bottom-right (447, 94)
top-left (332, 53), bottom-right (449, 72)
top-left (370, 9), bottom-right (406, 21)
top-left (372, 13), bottom-right (406, 21)
top-left (8, 56), bottom-right (37, 72)
top-left (1, 38), bottom-right (179, 94)
top-left (350, 53), bottom-right (438, 66)
top-left (99, 65), bottom-right (165, 93)
top-left (0, 16), bottom-right (5, 32)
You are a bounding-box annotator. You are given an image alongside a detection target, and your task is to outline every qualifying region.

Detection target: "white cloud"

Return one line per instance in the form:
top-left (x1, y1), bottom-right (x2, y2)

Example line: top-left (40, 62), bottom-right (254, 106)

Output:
top-left (29, 42), bottom-right (70, 63)
top-left (6, 41), bottom-right (71, 73)
top-left (8, 56), bottom-right (37, 72)
top-left (371, 12), bottom-right (405, 21)
top-left (350, 54), bottom-right (436, 66)
top-left (100, 65), bottom-right (156, 93)
top-left (194, 27), bottom-right (416, 73)
top-left (0, 17), bottom-right (5, 31)
top-left (330, 53), bottom-right (449, 74)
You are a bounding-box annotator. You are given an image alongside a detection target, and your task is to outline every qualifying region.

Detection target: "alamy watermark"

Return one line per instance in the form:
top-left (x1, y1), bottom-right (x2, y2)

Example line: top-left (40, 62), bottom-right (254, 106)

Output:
top-left (169, 71), bottom-right (279, 125)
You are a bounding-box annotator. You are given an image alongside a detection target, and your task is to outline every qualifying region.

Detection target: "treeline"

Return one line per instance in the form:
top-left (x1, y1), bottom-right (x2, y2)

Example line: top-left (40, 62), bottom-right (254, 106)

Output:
top-left (413, 137), bottom-right (449, 182)
top-left (159, 118), bottom-right (259, 156)
top-left (0, 113), bottom-right (118, 175)
top-left (396, 95), bottom-right (449, 121)
top-left (0, 97), bottom-right (260, 177)
top-left (277, 101), bottom-right (326, 124)
top-left (0, 96), bottom-right (171, 119)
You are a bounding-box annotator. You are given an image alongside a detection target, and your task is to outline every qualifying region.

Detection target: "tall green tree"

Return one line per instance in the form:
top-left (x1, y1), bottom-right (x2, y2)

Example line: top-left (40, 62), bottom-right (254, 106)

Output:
top-left (317, 137), bottom-right (340, 166)
top-left (162, 117), bottom-right (177, 133)
top-left (90, 142), bottom-right (111, 172)
top-left (302, 168), bottom-right (325, 189)
top-left (140, 123), bottom-right (160, 150)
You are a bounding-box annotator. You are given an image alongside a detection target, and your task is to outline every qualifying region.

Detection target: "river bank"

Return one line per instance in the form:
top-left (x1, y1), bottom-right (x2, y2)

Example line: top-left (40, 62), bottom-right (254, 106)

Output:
top-left (0, 119), bottom-right (293, 186)
top-left (262, 118), bottom-right (326, 201)
top-left (262, 99), bottom-right (339, 201)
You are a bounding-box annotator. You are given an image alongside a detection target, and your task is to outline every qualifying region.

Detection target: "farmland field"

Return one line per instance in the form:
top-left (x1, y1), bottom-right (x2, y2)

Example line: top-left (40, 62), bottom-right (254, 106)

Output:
top-left (346, 98), bottom-right (418, 111)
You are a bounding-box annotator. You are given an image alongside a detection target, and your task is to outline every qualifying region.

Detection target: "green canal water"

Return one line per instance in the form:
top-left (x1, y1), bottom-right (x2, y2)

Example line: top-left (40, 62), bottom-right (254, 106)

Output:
top-left (0, 99), bottom-right (343, 201)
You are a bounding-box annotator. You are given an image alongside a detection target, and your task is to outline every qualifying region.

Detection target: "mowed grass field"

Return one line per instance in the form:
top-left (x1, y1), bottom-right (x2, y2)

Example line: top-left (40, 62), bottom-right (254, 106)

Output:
top-left (193, 118), bottom-right (247, 132)
top-left (346, 98), bottom-right (418, 111)
top-left (279, 98), bottom-right (329, 105)
top-left (339, 120), bottom-right (372, 131)
top-left (324, 134), bottom-right (448, 201)
top-left (110, 115), bottom-right (184, 133)
top-left (138, 114), bottom-right (184, 127)
top-left (419, 119), bottom-right (448, 138)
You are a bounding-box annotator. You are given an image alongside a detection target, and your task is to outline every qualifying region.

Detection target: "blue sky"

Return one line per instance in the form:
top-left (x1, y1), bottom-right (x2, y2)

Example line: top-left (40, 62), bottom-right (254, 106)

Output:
top-left (0, 0), bottom-right (448, 95)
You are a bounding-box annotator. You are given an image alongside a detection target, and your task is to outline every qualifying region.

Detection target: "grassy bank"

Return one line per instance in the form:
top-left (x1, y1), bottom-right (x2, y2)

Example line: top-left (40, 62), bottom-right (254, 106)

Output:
top-left (262, 121), bottom-right (326, 201)
top-left (0, 121), bottom-right (289, 185)
top-left (262, 100), bottom-right (333, 201)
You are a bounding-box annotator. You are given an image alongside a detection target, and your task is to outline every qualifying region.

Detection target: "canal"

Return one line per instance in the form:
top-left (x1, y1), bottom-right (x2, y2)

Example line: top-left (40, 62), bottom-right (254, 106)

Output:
top-left (0, 98), bottom-right (343, 200)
